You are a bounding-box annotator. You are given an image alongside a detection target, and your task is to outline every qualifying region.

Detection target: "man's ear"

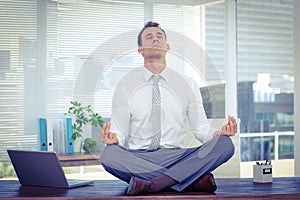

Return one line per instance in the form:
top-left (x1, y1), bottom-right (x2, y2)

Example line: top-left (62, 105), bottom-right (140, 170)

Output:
top-left (166, 43), bottom-right (170, 52)
top-left (138, 46), bottom-right (143, 55)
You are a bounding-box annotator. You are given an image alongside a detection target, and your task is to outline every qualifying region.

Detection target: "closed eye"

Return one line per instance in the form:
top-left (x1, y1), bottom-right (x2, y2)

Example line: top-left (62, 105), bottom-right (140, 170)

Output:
top-left (145, 35), bottom-right (153, 40)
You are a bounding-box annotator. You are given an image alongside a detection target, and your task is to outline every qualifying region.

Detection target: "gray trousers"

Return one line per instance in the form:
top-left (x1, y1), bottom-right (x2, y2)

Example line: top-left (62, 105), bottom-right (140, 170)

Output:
top-left (100, 135), bottom-right (234, 192)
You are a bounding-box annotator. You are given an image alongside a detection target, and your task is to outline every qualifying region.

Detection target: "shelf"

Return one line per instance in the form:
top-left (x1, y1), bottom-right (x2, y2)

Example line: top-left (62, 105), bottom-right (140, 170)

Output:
top-left (58, 152), bottom-right (101, 167)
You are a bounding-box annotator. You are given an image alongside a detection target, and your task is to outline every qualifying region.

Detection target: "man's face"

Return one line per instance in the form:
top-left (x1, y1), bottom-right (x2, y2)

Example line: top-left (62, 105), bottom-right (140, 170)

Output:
top-left (138, 27), bottom-right (170, 58)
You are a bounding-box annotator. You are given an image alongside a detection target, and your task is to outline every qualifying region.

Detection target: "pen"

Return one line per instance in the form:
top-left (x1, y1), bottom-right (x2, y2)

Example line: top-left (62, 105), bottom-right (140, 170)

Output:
top-left (256, 160), bottom-right (271, 165)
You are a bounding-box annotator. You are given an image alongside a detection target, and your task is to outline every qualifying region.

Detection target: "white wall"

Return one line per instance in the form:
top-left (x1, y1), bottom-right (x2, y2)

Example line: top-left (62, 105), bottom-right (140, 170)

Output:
top-left (294, 0), bottom-right (300, 177)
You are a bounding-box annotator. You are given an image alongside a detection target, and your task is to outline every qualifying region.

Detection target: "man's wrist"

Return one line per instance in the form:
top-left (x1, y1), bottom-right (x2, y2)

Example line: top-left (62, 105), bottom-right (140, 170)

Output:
top-left (213, 130), bottom-right (222, 137)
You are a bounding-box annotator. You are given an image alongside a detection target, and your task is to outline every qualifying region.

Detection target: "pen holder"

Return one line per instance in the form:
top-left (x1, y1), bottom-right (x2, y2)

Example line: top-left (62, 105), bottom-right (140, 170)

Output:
top-left (253, 165), bottom-right (272, 183)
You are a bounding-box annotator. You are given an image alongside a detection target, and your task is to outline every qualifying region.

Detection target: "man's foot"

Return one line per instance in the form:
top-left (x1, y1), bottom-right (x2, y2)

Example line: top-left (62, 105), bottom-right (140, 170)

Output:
top-left (127, 177), bottom-right (155, 195)
top-left (184, 173), bottom-right (217, 193)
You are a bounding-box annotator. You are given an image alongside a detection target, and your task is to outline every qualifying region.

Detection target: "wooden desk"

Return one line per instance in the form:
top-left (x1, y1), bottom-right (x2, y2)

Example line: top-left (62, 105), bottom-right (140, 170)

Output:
top-left (1, 178), bottom-right (300, 199)
top-left (58, 152), bottom-right (101, 167)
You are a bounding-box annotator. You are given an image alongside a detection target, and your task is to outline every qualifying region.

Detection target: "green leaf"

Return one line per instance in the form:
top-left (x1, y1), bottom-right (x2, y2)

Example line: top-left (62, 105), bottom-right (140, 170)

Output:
top-left (66, 101), bottom-right (103, 139)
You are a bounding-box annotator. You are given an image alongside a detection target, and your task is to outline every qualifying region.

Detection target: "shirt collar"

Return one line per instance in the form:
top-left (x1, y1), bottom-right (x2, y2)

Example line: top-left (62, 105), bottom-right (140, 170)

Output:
top-left (143, 67), bottom-right (170, 82)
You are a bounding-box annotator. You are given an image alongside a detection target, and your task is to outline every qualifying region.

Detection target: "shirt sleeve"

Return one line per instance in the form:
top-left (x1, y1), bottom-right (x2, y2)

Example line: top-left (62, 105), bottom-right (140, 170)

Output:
top-left (187, 79), bottom-right (217, 143)
top-left (110, 83), bottom-right (130, 148)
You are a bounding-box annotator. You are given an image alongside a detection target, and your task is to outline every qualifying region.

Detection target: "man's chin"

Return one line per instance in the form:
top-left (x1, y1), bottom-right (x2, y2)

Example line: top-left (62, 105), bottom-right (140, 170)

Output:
top-left (143, 53), bottom-right (165, 60)
top-left (143, 47), bottom-right (167, 53)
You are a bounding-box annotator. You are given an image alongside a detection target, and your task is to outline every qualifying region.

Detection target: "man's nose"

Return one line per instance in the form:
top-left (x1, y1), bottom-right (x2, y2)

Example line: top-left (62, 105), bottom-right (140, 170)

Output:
top-left (153, 37), bottom-right (159, 42)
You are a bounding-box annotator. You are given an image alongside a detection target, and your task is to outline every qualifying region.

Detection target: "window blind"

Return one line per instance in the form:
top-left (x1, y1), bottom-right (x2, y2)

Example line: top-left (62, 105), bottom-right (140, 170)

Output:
top-left (0, 0), bottom-right (37, 160)
top-left (2, 0), bottom-right (293, 163)
top-left (1, 0), bottom-right (209, 161)
top-left (0, 0), bottom-right (145, 161)
top-left (237, 0), bottom-right (294, 92)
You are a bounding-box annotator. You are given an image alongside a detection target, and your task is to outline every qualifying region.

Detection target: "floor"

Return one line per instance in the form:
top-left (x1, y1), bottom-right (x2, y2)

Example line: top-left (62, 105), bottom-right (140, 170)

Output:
top-left (0, 177), bottom-right (300, 199)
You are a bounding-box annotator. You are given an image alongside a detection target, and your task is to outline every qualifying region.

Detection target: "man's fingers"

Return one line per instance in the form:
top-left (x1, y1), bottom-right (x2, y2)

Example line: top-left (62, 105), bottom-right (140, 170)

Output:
top-left (222, 125), bottom-right (229, 134)
top-left (107, 132), bottom-right (114, 140)
top-left (105, 122), bottom-right (111, 133)
top-left (229, 118), bottom-right (234, 133)
top-left (227, 115), bottom-right (232, 124)
top-left (222, 124), bottom-right (234, 136)
top-left (220, 116), bottom-right (237, 137)
top-left (227, 115), bottom-right (237, 134)
top-left (112, 133), bottom-right (117, 141)
top-left (101, 123), bottom-right (111, 143)
top-left (230, 116), bottom-right (237, 134)
top-left (101, 123), bottom-right (107, 134)
top-left (100, 122), bottom-right (118, 144)
top-left (100, 123), bottom-right (106, 142)
top-left (103, 132), bottom-right (116, 144)
top-left (108, 132), bottom-right (116, 140)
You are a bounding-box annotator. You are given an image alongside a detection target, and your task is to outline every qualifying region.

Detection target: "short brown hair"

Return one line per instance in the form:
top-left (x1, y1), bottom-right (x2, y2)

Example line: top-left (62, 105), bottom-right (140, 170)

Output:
top-left (137, 21), bottom-right (167, 46)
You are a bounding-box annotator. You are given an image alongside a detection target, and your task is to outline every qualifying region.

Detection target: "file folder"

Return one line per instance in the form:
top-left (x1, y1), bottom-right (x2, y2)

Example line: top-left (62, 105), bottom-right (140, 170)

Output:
top-left (65, 118), bottom-right (74, 154)
top-left (53, 119), bottom-right (65, 155)
top-left (39, 118), bottom-right (47, 151)
top-left (46, 118), bottom-right (54, 151)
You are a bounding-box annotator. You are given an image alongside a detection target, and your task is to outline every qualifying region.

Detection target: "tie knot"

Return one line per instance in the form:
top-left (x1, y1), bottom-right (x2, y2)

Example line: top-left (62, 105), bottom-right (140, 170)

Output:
top-left (152, 75), bottom-right (160, 84)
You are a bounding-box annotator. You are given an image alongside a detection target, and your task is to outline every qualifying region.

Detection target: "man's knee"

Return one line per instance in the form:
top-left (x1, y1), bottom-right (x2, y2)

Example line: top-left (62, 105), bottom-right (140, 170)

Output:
top-left (197, 135), bottom-right (234, 159)
top-left (218, 135), bottom-right (235, 158)
top-left (100, 144), bottom-right (121, 166)
top-left (100, 145), bottom-right (132, 183)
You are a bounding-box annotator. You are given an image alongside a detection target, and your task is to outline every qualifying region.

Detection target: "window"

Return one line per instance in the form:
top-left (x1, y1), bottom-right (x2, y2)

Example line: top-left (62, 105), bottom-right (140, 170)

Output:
top-left (0, 0), bottom-right (145, 161)
top-left (0, 0), bottom-right (37, 160)
top-left (1, 0), bottom-right (226, 162)
top-left (237, 0), bottom-right (294, 176)
top-left (0, 0), bottom-right (295, 178)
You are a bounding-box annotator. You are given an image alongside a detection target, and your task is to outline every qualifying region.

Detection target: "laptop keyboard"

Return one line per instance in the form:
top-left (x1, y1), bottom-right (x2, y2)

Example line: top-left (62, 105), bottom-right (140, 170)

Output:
top-left (67, 179), bottom-right (85, 184)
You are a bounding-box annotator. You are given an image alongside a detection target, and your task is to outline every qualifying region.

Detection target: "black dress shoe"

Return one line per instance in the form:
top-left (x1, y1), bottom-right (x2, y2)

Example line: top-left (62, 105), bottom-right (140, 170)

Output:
top-left (127, 177), bottom-right (155, 195)
top-left (184, 173), bottom-right (217, 193)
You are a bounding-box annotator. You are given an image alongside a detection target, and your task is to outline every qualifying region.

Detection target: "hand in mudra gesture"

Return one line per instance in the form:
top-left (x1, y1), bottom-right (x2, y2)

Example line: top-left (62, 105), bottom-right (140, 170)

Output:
top-left (100, 122), bottom-right (118, 145)
top-left (221, 115), bottom-right (237, 137)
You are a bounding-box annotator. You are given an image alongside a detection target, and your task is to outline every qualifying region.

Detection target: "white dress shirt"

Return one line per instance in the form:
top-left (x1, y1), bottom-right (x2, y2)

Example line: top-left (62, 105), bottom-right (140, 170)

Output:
top-left (110, 67), bottom-right (216, 150)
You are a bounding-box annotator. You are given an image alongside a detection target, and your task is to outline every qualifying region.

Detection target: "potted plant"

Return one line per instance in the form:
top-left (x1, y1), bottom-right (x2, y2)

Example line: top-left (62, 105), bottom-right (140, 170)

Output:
top-left (66, 101), bottom-right (103, 153)
top-left (83, 137), bottom-right (98, 153)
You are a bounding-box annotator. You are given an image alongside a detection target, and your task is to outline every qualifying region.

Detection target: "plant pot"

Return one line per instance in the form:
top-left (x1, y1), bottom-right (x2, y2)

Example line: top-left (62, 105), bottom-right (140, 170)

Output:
top-left (83, 137), bottom-right (98, 153)
top-left (73, 138), bottom-right (82, 153)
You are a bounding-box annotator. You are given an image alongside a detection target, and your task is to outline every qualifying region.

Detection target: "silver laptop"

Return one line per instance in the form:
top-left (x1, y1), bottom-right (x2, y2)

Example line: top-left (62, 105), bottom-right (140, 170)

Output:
top-left (7, 149), bottom-right (94, 188)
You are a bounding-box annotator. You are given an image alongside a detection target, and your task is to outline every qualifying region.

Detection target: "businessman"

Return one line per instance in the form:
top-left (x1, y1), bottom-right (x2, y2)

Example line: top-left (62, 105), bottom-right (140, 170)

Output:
top-left (100, 21), bottom-right (237, 195)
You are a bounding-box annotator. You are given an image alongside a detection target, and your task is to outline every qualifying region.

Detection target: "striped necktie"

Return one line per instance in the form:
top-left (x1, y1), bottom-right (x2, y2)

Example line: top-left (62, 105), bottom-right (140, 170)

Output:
top-left (148, 75), bottom-right (161, 150)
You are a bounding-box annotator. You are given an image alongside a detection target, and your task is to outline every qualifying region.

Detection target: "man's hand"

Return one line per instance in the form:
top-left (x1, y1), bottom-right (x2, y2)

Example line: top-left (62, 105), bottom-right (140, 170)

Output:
top-left (220, 115), bottom-right (237, 137)
top-left (100, 122), bottom-right (119, 145)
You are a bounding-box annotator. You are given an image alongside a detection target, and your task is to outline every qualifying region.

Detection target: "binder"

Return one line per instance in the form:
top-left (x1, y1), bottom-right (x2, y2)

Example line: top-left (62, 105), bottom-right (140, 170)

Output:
top-left (65, 118), bottom-right (74, 154)
top-left (46, 118), bottom-right (54, 151)
top-left (39, 118), bottom-right (47, 151)
top-left (53, 119), bottom-right (66, 155)
top-left (39, 117), bottom-right (74, 155)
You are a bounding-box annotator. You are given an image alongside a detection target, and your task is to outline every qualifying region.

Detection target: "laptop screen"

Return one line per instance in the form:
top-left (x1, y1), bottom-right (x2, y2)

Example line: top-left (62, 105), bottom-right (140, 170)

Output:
top-left (8, 150), bottom-right (72, 188)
